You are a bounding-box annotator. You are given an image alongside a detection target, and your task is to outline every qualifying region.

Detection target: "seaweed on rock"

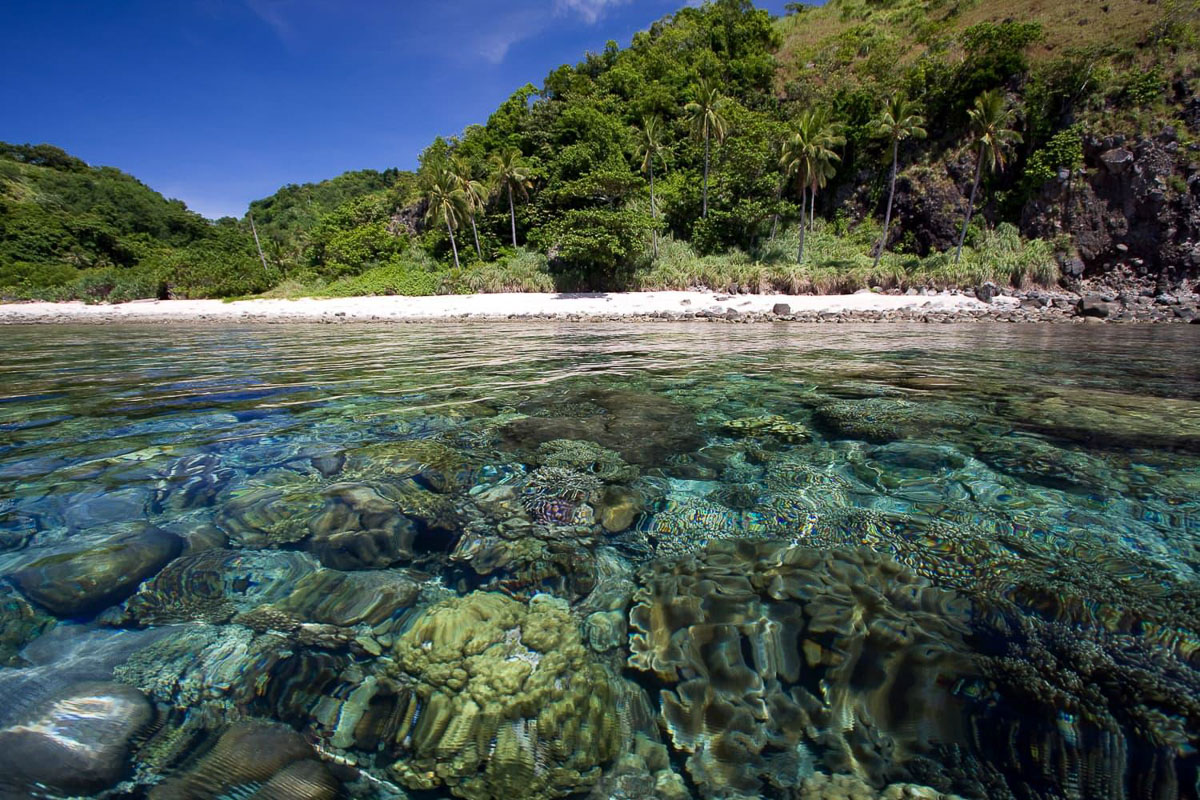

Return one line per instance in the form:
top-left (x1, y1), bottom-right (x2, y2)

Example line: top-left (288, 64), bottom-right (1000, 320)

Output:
top-left (813, 398), bottom-right (977, 443)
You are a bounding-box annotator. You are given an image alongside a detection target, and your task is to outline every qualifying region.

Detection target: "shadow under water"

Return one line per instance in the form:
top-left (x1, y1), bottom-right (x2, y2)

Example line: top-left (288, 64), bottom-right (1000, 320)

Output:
top-left (0, 321), bottom-right (1197, 800)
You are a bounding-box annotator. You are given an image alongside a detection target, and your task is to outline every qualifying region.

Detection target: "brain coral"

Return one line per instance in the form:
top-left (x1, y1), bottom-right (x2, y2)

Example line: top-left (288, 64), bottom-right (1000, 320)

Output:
top-left (628, 541), bottom-right (981, 798)
top-left (387, 591), bottom-right (623, 800)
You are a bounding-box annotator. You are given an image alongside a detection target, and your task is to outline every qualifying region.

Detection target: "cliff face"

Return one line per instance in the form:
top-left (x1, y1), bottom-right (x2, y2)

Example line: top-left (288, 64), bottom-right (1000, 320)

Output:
top-left (1021, 123), bottom-right (1200, 287)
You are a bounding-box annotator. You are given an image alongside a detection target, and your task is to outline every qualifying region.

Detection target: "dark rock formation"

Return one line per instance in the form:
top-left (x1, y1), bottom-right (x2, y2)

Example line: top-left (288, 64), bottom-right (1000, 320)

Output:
top-left (1022, 126), bottom-right (1200, 286)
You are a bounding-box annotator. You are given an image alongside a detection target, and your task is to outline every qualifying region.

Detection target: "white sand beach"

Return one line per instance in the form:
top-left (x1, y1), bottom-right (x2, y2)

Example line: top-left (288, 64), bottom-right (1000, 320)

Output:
top-left (0, 290), bottom-right (1018, 324)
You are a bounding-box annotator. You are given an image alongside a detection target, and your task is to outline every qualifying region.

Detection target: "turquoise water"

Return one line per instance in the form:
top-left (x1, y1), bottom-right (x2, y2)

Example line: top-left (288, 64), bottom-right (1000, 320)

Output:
top-left (0, 322), bottom-right (1196, 800)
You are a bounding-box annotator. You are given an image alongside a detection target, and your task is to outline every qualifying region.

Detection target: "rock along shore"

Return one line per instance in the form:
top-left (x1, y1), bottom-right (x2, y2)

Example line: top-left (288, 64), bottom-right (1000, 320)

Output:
top-left (1, 287), bottom-right (1198, 325)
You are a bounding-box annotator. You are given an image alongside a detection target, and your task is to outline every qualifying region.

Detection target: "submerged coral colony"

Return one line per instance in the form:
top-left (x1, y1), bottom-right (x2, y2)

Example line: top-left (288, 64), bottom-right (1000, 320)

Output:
top-left (0, 358), bottom-right (1199, 800)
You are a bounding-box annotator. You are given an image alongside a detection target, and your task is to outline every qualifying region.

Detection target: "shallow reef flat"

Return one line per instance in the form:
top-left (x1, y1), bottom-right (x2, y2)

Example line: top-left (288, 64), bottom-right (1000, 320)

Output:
top-left (0, 322), bottom-right (1196, 799)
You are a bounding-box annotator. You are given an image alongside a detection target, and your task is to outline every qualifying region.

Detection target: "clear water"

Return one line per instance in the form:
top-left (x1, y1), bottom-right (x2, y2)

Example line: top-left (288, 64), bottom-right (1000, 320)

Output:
top-left (0, 322), bottom-right (1196, 800)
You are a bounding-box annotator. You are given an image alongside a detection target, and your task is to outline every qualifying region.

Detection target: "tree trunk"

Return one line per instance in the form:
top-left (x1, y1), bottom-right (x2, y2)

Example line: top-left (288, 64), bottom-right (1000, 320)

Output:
top-left (955, 144), bottom-right (985, 265)
top-left (248, 213), bottom-right (269, 277)
top-left (508, 184), bottom-right (518, 247)
top-left (874, 139), bottom-right (899, 269)
top-left (809, 185), bottom-right (816, 231)
top-left (702, 130), bottom-right (710, 219)
top-left (797, 186), bottom-right (807, 263)
top-left (650, 163), bottom-right (658, 258)
top-left (445, 210), bottom-right (461, 270)
top-left (470, 214), bottom-right (482, 260)
top-left (769, 181), bottom-right (782, 241)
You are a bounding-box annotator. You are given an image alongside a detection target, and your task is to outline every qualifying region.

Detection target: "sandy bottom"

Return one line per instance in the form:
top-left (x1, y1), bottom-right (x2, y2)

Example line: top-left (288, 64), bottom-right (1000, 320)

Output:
top-left (0, 291), bottom-right (1015, 324)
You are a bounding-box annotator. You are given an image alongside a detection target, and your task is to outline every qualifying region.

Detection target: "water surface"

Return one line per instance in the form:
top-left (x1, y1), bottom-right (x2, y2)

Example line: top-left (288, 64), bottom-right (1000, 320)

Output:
top-left (0, 323), bottom-right (1196, 800)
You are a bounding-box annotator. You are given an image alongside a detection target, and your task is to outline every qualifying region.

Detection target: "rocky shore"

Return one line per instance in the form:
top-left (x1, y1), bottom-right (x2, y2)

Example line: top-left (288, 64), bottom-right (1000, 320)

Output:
top-left (0, 285), bottom-right (1198, 325)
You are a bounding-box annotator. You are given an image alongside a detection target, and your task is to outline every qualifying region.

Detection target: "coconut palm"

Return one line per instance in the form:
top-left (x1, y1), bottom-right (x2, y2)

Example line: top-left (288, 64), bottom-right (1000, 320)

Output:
top-left (779, 109), bottom-right (843, 262)
top-left (635, 114), bottom-right (669, 257)
top-left (451, 156), bottom-right (487, 260)
top-left (870, 92), bottom-right (926, 268)
top-left (423, 167), bottom-right (466, 270)
top-left (490, 148), bottom-right (532, 248)
top-left (684, 77), bottom-right (729, 219)
top-left (779, 131), bottom-right (814, 262)
top-left (955, 89), bottom-right (1022, 265)
top-left (801, 108), bottom-right (844, 232)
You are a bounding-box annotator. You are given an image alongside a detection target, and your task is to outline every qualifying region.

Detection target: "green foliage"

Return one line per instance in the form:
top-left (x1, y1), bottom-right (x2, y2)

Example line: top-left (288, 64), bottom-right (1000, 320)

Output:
top-left (540, 208), bottom-right (654, 285)
top-left (1023, 124), bottom-right (1084, 191)
top-left (1109, 66), bottom-right (1165, 108)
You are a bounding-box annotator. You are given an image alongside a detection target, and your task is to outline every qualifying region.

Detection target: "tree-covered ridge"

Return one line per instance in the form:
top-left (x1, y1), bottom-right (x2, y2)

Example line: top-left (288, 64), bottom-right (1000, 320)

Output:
top-left (1, 0), bottom-right (1196, 302)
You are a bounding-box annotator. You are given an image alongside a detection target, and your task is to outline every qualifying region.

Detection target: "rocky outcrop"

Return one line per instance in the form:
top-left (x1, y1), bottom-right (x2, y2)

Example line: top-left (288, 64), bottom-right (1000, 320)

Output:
top-left (884, 164), bottom-right (966, 256)
top-left (1022, 125), bottom-right (1200, 286)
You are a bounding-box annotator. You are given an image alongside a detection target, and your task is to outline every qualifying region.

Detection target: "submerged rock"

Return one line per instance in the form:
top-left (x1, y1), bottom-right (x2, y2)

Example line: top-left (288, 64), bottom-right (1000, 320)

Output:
top-left (0, 585), bottom-right (55, 666)
top-left (813, 398), bottom-right (976, 442)
top-left (9, 526), bottom-right (182, 617)
top-left (0, 681), bottom-right (151, 796)
top-left (149, 722), bottom-right (337, 800)
top-left (216, 481), bottom-right (325, 548)
top-left (273, 568), bottom-right (419, 628)
top-left (1006, 387), bottom-right (1200, 452)
top-left (501, 388), bottom-right (704, 467)
top-left (306, 481), bottom-right (455, 569)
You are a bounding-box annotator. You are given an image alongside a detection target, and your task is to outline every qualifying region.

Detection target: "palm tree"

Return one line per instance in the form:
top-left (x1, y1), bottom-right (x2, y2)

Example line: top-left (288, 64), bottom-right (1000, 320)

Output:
top-left (779, 109), bottom-right (843, 263)
top-left (779, 131), bottom-right (814, 263)
top-left (870, 92), bottom-right (926, 268)
top-left (635, 115), bottom-right (669, 257)
top-left (684, 77), bottom-right (729, 219)
top-left (451, 156), bottom-right (487, 260)
top-left (423, 167), bottom-right (466, 270)
top-left (801, 108), bottom-right (844, 232)
top-left (955, 89), bottom-right (1022, 265)
top-left (490, 148), bottom-right (532, 247)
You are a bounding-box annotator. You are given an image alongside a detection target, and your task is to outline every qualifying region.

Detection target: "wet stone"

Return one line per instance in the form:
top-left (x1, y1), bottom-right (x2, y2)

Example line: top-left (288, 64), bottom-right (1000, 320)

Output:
top-left (9, 526), bottom-right (183, 617)
top-left (0, 681), bottom-right (151, 796)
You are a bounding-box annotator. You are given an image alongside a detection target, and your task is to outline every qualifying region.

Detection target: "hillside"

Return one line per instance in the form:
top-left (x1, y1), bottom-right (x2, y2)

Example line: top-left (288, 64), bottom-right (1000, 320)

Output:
top-left (0, 143), bottom-right (267, 299)
top-left (2, 0), bottom-right (1197, 302)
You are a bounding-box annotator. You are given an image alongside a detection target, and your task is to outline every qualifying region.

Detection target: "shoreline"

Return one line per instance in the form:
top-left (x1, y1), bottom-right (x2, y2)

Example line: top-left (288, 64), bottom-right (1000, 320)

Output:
top-left (0, 289), bottom-right (1195, 325)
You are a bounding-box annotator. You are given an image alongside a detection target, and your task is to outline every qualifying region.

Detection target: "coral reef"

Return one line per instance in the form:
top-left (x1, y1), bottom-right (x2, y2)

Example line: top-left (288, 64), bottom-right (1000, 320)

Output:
top-left (798, 772), bottom-right (967, 799)
top-left (628, 541), bottom-right (980, 797)
top-left (121, 549), bottom-right (318, 625)
top-left (533, 439), bottom-right (639, 483)
top-left (500, 388), bottom-right (704, 467)
top-left (967, 609), bottom-right (1200, 800)
top-left (520, 466), bottom-right (602, 525)
top-left (386, 591), bottom-right (623, 800)
top-left (114, 623), bottom-right (289, 710)
top-left (720, 414), bottom-right (810, 443)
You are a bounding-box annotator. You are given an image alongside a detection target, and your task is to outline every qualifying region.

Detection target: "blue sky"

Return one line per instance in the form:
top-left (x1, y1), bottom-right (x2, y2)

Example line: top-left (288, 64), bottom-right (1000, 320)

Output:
top-left (1, 0), bottom-right (789, 219)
